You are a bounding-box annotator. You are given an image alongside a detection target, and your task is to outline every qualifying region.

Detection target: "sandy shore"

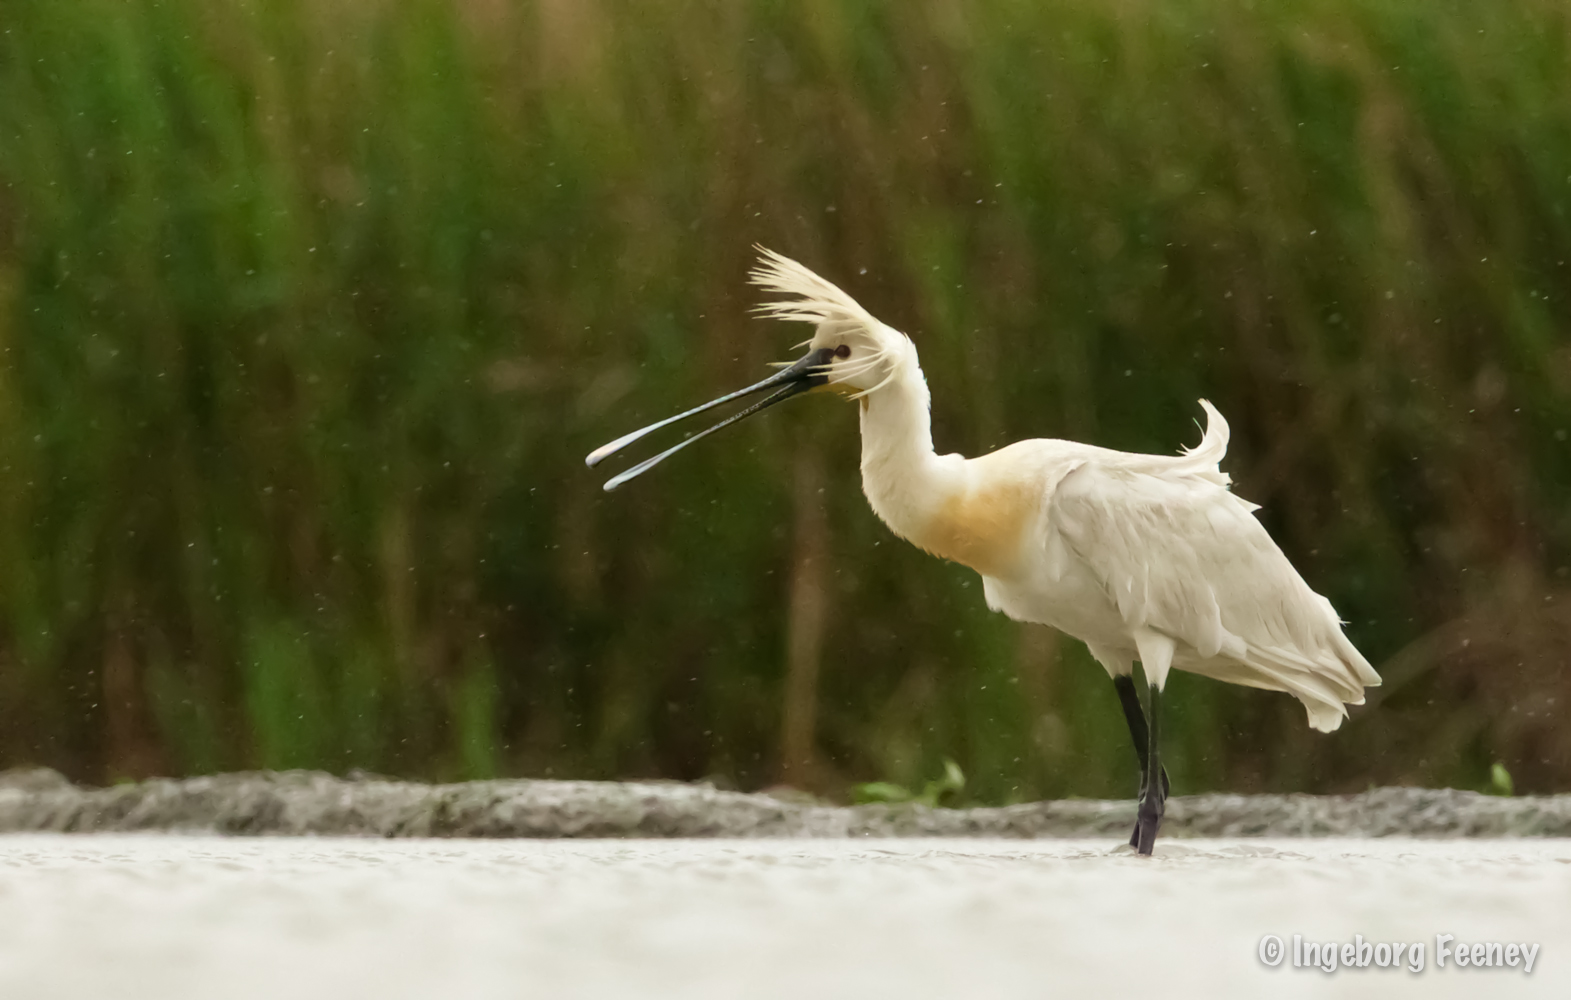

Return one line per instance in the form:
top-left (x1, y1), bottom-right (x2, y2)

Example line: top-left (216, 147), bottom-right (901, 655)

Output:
top-left (0, 835), bottom-right (1563, 1000)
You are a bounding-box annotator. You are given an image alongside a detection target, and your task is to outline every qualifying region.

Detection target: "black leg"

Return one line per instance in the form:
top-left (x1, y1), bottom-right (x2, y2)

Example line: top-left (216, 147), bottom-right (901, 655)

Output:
top-left (1134, 684), bottom-right (1165, 856)
top-left (1113, 675), bottom-right (1169, 848)
top-left (1113, 675), bottom-right (1149, 772)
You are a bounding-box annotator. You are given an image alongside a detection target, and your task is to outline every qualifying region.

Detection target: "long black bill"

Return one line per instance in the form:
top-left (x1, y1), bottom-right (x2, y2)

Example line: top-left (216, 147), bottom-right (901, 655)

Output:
top-left (586, 347), bottom-right (833, 491)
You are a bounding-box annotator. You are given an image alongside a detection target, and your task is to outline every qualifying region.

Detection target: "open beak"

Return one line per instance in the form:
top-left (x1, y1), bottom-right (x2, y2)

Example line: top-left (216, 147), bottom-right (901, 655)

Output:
top-left (586, 347), bottom-right (834, 491)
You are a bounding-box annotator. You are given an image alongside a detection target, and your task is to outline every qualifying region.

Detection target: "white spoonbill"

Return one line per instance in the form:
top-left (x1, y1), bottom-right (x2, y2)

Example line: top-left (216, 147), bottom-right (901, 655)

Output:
top-left (587, 248), bottom-right (1381, 855)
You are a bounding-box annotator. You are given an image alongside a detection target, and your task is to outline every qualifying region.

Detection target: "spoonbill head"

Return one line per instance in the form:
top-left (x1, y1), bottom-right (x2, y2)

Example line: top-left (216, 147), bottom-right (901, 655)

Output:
top-left (584, 248), bottom-right (910, 487)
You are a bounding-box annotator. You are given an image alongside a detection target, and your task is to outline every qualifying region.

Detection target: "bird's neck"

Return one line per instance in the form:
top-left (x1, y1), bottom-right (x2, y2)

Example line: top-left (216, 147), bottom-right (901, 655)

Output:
top-left (857, 365), bottom-right (964, 547)
top-left (857, 360), bottom-right (1035, 578)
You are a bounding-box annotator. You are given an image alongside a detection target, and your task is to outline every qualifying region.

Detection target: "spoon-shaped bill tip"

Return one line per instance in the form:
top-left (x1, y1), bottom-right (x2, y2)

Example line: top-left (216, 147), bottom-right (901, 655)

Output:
top-left (585, 437), bottom-right (628, 469)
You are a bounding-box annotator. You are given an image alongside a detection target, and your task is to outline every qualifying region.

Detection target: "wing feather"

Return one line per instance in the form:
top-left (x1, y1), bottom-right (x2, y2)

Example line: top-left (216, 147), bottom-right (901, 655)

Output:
top-left (1049, 408), bottom-right (1379, 732)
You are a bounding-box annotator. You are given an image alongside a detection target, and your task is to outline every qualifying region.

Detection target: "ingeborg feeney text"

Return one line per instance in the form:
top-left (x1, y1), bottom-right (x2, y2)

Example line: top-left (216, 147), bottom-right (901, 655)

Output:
top-left (1258, 934), bottom-right (1540, 974)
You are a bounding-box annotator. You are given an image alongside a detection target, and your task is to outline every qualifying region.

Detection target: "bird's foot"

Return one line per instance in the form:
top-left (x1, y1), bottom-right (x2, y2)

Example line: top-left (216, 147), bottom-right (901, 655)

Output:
top-left (1134, 790), bottom-right (1164, 856)
top-left (1131, 784), bottom-right (1168, 854)
top-left (1127, 767), bottom-right (1171, 849)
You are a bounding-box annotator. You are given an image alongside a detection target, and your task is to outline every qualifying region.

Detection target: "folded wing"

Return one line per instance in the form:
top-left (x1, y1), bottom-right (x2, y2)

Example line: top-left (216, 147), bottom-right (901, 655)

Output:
top-left (1050, 404), bottom-right (1380, 731)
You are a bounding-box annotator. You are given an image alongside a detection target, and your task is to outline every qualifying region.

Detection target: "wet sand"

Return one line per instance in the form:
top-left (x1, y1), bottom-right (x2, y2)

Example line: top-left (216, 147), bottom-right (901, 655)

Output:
top-left (0, 835), bottom-right (1564, 999)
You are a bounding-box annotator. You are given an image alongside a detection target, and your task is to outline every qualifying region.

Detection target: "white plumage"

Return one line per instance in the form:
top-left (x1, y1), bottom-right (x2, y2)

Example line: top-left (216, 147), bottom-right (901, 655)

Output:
top-left (1008, 415), bottom-right (1377, 732)
top-left (591, 248), bottom-right (1381, 854)
top-left (743, 248), bottom-right (1379, 732)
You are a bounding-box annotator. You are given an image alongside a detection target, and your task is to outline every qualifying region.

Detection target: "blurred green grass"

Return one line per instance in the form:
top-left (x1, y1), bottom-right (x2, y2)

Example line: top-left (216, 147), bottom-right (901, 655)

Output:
top-left (1, 0), bottom-right (1569, 800)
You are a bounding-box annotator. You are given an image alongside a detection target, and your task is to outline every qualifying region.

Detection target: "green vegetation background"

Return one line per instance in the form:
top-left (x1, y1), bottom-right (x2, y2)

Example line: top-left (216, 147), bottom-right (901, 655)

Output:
top-left (2, 0), bottom-right (1569, 801)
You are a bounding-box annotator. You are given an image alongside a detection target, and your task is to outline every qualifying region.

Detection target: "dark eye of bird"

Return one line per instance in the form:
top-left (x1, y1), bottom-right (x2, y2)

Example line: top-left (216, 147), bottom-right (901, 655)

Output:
top-left (834, 345), bottom-right (852, 359)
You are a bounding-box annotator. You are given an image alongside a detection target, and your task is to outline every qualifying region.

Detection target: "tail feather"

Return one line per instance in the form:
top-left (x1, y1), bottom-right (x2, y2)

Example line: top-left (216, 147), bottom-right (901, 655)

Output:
top-left (1168, 399), bottom-right (1234, 490)
top-left (1226, 635), bottom-right (1381, 732)
top-left (1243, 646), bottom-right (1357, 732)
